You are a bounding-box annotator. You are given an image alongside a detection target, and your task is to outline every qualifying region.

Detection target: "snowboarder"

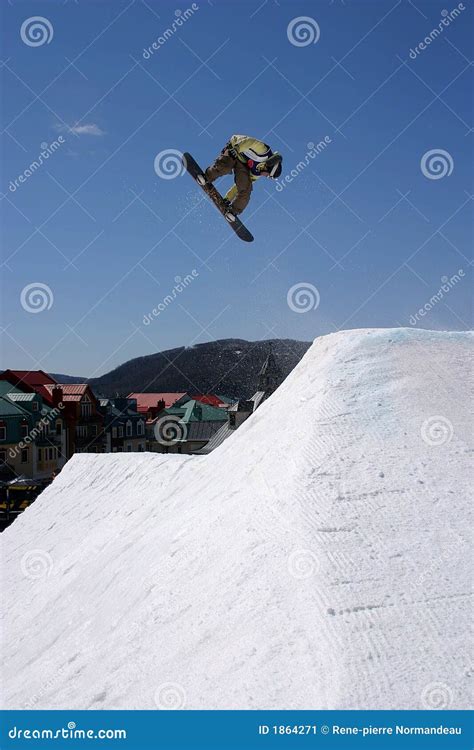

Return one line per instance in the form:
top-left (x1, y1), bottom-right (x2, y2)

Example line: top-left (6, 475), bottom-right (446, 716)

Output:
top-left (197, 135), bottom-right (283, 217)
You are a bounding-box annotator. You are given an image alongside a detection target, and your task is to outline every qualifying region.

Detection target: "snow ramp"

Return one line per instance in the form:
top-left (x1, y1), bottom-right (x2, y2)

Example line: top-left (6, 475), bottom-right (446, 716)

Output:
top-left (1, 328), bottom-right (472, 710)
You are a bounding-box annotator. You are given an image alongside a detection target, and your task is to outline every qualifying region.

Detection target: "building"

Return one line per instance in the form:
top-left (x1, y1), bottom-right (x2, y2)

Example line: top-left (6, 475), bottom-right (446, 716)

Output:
top-left (191, 394), bottom-right (236, 409)
top-left (250, 344), bottom-right (283, 409)
top-left (0, 369), bottom-right (58, 405)
top-left (198, 346), bottom-right (284, 455)
top-left (148, 398), bottom-right (228, 454)
top-left (0, 381), bottom-right (66, 481)
top-left (43, 383), bottom-right (105, 454)
top-left (100, 397), bottom-right (146, 453)
top-left (128, 392), bottom-right (187, 422)
top-left (0, 371), bottom-right (106, 455)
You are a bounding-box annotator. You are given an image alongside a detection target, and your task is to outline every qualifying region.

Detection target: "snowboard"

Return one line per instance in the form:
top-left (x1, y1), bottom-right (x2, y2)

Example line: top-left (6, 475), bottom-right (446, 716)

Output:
top-left (182, 152), bottom-right (254, 243)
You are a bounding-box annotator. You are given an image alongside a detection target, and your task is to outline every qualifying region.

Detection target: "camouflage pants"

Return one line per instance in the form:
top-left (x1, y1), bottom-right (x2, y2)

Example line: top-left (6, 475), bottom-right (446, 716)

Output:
top-left (205, 152), bottom-right (252, 214)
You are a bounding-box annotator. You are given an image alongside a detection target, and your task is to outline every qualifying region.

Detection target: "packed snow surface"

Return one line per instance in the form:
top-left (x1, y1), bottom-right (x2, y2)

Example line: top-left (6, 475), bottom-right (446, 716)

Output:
top-left (1, 329), bottom-right (472, 710)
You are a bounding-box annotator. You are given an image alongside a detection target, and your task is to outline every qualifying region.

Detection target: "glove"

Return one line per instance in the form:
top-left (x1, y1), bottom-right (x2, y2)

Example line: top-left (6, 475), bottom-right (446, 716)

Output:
top-left (221, 142), bottom-right (237, 158)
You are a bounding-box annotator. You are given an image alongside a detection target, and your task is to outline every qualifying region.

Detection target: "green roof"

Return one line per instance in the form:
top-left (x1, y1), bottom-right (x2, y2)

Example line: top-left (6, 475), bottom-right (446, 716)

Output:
top-left (0, 395), bottom-right (30, 417)
top-left (164, 399), bottom-right (227, 424)
top-left (0, 382), bottom-right (32, 416)
top-left (0, 382), bottom-right (49, 418)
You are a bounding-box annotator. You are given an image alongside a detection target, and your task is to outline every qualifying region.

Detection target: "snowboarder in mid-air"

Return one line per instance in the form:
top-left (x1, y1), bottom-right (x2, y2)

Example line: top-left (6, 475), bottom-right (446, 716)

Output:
top-left (198, 134), bottom-right (283, 216)
top-left (182, 136), bottom-right (282, 243)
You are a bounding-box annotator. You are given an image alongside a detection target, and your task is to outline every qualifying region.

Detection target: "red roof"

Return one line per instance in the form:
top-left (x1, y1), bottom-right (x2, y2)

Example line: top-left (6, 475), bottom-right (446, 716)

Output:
top-left (128, 392), bottom-right (186, 412)
top-left (192, 394), bottom-right (227, 408)
top-left (0, 370), bottom-right (58, 404)
top-left (44, 383), bottom-right (90, 402)
top-left (2, 369), bottom-right (56, 385)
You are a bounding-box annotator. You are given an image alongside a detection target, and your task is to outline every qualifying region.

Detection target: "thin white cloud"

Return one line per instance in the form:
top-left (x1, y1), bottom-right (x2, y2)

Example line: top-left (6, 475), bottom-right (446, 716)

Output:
top-left (55, 123), bottom-right (106, 136)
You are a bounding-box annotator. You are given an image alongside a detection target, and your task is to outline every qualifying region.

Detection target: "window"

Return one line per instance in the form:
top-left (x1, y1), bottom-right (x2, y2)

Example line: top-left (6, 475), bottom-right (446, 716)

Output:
top-left (91, 425), bottom-right (98, 437)
top-left (38, 448), bottom-right (42, 462)
top-left (21, 420), bottom-right (29, 438)
top-left (32, 401), bottom-right (39, 412)
top-left (126, 444), bottom-right (132, 452)
top-left (56, 421), bottom-right (62, 436)
top-left (112, 427), bottom-right (117, 439)
top-left (0, 423), bottom-right (6, 441)
top-left (112, 447), bottom-right (117, 453)
top-left (21, 448), bottom-right (28, 463)
top-left (137, 420), bottom-right (145, 436)
top-left (229, 413), bottom-right (236, 427)
top-left (138, 443), bottom-right (144, 452)
top-left (0, 450), bottom-right (6, 463)
top-left (118, 426), bottom-right (124, 438)
top-left (81, 397), bottom-right (92, 417)
top-left (48, 448), bottom-right (53, 461)
top-left (126, 421), bottom-right (132, 437)
top-left (76, 426), bottom-right (87, 438)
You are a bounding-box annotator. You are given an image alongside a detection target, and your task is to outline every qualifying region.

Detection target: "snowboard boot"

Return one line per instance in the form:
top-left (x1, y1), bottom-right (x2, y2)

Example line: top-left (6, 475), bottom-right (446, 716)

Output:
top-left (222, 198), bottom-right (236, 223)
top-left (196, 173), bottom-right (208, 187)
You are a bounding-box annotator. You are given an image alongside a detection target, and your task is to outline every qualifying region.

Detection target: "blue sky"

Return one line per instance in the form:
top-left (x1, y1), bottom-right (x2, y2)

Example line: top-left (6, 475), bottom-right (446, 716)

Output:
top-left (1, 0), bottom-right (472, 377)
